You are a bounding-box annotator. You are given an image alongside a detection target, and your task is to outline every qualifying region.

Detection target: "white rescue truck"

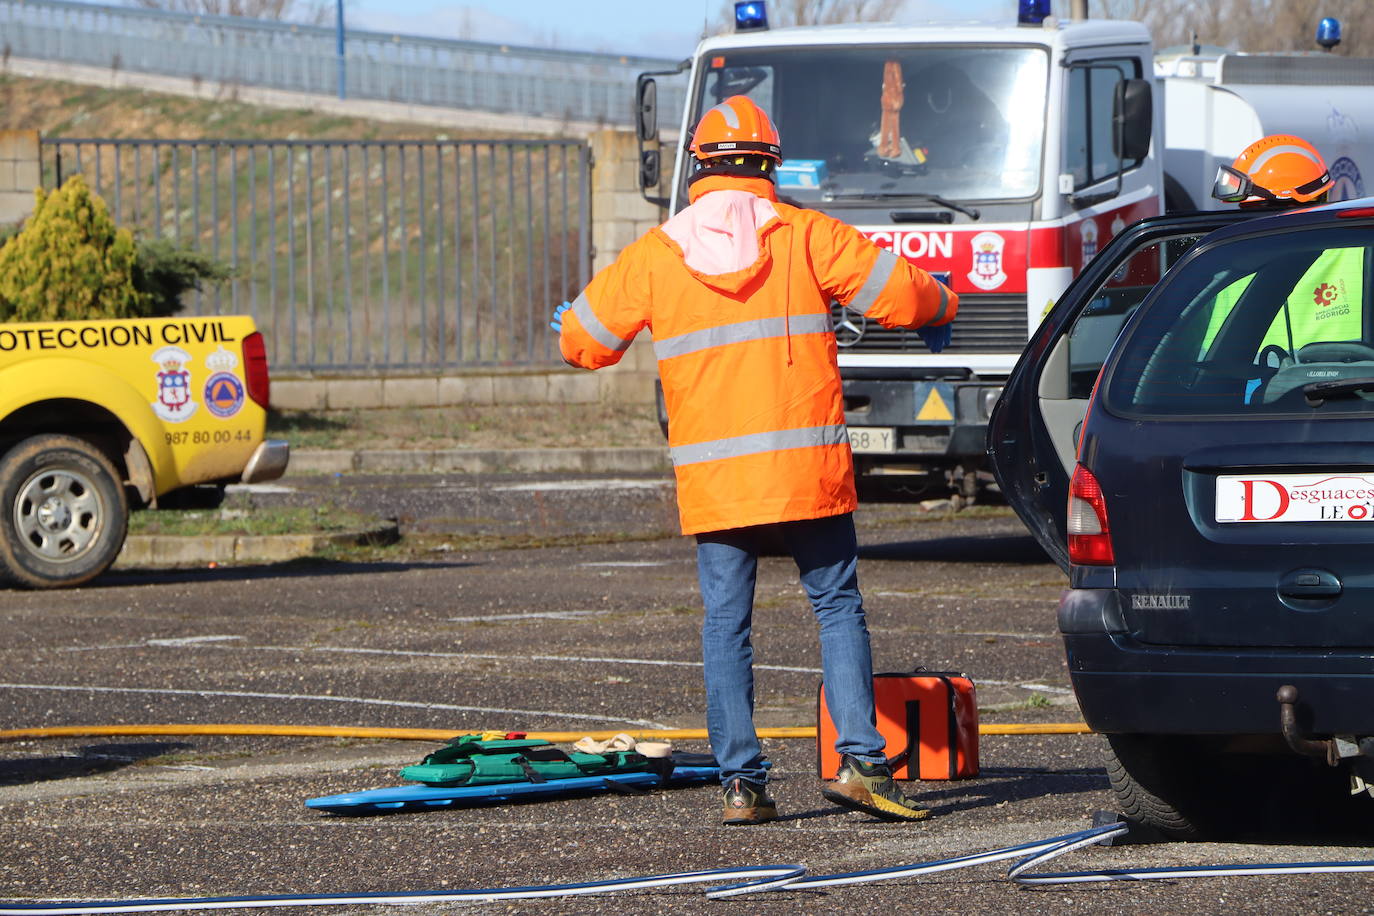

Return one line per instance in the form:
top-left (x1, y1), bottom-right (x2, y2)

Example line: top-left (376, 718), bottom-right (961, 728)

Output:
top-left (635, 2), bottom-right (1374, 501)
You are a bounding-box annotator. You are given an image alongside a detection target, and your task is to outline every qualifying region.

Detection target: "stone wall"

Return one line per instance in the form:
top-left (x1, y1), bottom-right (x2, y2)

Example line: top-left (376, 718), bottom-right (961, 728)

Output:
top-left (584, 128), bottom-right (669, 406)
top-left (0, 130), bottom-right (40, 226)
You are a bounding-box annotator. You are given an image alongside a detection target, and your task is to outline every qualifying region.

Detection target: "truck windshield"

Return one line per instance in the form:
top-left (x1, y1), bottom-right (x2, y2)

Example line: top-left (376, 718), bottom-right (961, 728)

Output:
top-left (689, 44), bottom-right (1049, 204)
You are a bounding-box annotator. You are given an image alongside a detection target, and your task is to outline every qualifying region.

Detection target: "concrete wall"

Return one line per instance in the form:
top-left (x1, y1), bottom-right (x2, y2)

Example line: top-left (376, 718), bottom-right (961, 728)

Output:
top-left (0, 130), bottom-right (40, 226)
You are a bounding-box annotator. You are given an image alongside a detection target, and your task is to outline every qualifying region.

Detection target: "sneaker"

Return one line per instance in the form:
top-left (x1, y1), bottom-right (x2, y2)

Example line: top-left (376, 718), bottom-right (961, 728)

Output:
top-left (721, 777), bottom-right (778, 825)
top-left (821, 754), bottom-right (930, 822)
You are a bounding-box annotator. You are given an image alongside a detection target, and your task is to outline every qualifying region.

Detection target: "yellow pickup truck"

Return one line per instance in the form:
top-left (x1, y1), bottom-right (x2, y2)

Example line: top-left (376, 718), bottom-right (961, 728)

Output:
top-left (0, 316), bottom-right (289, 588)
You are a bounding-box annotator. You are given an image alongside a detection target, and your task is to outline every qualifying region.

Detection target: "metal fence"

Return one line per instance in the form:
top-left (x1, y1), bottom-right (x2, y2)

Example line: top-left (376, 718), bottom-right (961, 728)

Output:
top-left (0, 0), bottom-right (687, 126)
top-left (42, 137), bottom-right (592, 371)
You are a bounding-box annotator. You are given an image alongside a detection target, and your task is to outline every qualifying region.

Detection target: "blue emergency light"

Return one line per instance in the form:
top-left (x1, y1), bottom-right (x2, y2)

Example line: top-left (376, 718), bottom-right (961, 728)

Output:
top-left (735, 1), bottom-right (768, 31)
top-left (1017, 0), bottom-right (1051, 25)
top-left (1317, 17), bottom-right (1342, 51)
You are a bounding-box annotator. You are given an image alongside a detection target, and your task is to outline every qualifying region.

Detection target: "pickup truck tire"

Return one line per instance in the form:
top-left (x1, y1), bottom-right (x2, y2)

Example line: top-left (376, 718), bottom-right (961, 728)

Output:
top-left (1103, 734), bottom-right (1205, 839)
top-left (0, 435), bottom-right (129, 589)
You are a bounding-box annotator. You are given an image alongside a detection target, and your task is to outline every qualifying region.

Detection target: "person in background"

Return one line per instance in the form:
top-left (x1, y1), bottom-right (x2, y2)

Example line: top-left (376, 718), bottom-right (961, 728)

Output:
top-left (1202, 134), bottom-right (1360, 379)
top-left (552, 95), bottom-right (955, 825)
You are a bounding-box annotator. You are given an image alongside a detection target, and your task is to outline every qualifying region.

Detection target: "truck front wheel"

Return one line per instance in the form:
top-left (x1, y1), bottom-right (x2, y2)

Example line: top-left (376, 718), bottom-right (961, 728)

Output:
top-left (0, 435), bottom-right (129, 589)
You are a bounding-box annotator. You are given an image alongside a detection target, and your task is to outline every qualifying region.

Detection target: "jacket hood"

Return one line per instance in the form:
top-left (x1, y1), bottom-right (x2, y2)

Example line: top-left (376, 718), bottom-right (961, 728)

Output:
top-left (654, 176), bottom-right (782, 294)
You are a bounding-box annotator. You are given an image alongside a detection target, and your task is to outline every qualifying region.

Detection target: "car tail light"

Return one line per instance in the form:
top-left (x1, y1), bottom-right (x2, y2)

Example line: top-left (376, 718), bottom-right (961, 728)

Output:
top-left (241, 331), bottom-right (271, 409)
top-left (1068, 463), bottom-right (1114, 565)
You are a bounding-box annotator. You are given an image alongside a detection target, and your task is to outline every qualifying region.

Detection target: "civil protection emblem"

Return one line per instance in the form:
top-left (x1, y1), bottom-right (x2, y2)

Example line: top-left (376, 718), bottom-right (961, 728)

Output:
top-left (204, 346), bottom-right (245, 418)
top-left (967, 231), bottom-right (1007, 291)
top-left (151, 346), bottom-right (197, 422)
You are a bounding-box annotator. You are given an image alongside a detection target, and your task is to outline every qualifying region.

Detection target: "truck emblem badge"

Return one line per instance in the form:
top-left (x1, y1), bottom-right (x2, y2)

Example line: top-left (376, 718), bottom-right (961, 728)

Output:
top-left (151, 346), bottom-right (197, 422)
top-left (1330, 156), bottom-right (1365, 202)
top-left (967, 231), bottom-right (1007, 291)
top-left (1080, 219), bottom-right (1098, 263)
top-left (834, 313), bottom-right (867, 348)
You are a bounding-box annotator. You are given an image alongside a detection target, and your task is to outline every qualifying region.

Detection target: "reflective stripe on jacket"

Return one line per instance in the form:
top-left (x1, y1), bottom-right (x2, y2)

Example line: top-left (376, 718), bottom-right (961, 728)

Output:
top-left (560, 174), bottom-right (957, 535)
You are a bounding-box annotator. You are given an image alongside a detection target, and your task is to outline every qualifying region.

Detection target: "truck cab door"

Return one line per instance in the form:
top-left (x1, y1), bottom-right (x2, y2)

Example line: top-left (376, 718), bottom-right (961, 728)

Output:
top-left (1061, 52), bottom-right (1155, 212)
top-left (988, 211), bottom-right (1252, 571)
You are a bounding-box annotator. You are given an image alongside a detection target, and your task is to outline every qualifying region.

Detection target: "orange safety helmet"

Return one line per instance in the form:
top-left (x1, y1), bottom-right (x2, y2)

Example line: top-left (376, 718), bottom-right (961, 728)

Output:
top-left (1212, 134), bottom-right (1333, 205)
top-left (688, 95), bottom-right (782, 162)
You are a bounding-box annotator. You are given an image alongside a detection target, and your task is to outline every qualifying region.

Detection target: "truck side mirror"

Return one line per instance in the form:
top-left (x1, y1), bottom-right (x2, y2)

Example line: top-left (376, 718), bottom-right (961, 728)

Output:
top-left (639, 148), bottom-right (661, 190)
top-left (636, 77), bottom-right (658, 142)
top-left (1113, 78), bottom-right (1152, 162)
top-left (634, 60), bottom-right (689, 208)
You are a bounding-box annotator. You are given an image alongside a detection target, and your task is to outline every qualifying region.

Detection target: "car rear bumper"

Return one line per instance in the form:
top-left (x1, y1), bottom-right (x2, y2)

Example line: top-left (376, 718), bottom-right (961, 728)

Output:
top-left (1059, 588), bottom-right (1374, 735)
top-left (241, 438), bottom-right (290, 483)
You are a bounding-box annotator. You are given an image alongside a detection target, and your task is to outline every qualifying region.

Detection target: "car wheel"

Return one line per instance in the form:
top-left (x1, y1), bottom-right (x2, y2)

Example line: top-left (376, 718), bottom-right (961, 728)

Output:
top-left (0, 434), bottom-right (129, 589)
top-left (1103, 733), bottom-right (1205, 839)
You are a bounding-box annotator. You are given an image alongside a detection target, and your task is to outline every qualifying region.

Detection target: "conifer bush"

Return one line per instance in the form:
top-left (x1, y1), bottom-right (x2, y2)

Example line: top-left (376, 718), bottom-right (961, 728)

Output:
top-left (0, 175), bottom-right (146, 322)
top-left (0, 176), bottom-right (233, 322)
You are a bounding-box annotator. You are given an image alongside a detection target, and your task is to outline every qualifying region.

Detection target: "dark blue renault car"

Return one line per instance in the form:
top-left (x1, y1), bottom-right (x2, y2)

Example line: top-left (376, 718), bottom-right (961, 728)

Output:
top-left (990, 199), bottom-right (1374, 837)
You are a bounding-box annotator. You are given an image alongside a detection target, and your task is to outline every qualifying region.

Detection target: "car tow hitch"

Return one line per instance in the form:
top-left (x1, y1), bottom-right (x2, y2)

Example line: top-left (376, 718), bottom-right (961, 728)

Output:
top-left (1276, 685), bottom-right (1339, 765)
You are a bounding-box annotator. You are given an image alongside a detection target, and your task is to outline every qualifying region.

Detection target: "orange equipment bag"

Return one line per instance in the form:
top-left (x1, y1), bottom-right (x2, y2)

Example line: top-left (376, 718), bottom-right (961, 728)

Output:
top-left (817, 671), bottom-right (979, 780)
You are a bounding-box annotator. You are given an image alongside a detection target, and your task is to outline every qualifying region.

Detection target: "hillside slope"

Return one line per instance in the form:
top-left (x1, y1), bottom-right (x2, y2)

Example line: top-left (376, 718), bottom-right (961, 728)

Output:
top-left (0, 72), bottom-right (534, 141)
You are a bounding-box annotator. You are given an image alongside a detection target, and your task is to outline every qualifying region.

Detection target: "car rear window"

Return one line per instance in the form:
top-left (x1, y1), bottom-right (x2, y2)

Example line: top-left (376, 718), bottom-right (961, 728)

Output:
top-left (1104, 225), bottom-right (1374, 417)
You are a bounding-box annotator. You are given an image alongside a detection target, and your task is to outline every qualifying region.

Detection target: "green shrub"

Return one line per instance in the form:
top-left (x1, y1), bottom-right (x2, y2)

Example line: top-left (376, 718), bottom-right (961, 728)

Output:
top-left (133, 238), bottom-right (236, 318)
top-left (0, 175), bottom-right (146, 322)
top-left (0, 177), bottom-right (234, 321)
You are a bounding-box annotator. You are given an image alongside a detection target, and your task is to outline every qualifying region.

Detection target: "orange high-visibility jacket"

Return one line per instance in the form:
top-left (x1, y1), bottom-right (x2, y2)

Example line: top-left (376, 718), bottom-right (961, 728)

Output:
top-left (560, 174), bottom-right (956, 535)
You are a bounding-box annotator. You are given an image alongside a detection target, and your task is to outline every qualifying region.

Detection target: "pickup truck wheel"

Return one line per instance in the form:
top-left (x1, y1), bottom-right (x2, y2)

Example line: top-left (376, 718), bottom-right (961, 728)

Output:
top-left (1103, 734), bottom-right (1205, 839)
top-left (0, 435), bottom-right (129, 589)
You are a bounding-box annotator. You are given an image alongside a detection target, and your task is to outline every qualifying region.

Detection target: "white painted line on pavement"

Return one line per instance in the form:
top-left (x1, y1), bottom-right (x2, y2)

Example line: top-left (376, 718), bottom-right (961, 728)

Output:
top-left (578, 561), bottom-right (672, 568)
top-left (976, 679), bottom-right (1074, 695)
top-left (225, 483), bottom-right (297, 494)
top-left (489, 478), bottom-right (671, 492)
top-left (448, 610), bottom-right (609, 622)
top-left (0, 683), bottom-right (666, 728)
top-left (871, 591), bottom-right (1060, 602)
top-left (146, 635), bottom-right (246, 646)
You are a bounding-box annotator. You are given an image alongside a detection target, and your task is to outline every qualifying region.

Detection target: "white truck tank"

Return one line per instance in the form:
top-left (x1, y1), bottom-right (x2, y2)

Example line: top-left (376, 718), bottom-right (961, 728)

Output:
top-left (1159, 52), bottom-right (1374, 211)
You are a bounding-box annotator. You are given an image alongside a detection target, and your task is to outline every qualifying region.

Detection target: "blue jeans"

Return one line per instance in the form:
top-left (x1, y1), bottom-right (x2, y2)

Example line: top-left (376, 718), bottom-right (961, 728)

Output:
top-left (696, 513), bottom-right (886, 785)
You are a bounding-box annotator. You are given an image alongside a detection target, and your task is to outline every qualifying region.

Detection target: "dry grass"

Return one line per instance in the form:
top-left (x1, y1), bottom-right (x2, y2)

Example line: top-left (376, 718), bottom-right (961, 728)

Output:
top-left (268, 403), bottom-right (664, 451)
top-left (0, 73), bottom-right (542, 142)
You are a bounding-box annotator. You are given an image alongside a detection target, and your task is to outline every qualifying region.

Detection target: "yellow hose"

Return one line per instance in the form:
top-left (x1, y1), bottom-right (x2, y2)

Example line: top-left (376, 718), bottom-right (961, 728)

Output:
top-left (0, 722), bottom-right (1093, 742)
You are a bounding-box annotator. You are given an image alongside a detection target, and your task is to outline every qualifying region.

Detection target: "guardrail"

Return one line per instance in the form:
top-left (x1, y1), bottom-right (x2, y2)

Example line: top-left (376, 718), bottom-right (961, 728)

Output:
top-left (1, 0), bottom-right (688, 126)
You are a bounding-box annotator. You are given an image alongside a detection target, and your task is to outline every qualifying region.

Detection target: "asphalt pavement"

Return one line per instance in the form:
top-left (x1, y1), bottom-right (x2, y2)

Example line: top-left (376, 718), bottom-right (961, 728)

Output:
top-left (4, 473), bottom-right (1374, 914)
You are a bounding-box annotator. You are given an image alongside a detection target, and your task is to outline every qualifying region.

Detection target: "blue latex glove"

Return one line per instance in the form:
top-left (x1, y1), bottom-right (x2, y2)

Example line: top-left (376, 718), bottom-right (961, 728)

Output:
top-left (550, 300), bottom-right (571, 333)
top-left (918, 323), bottom-right (952, 354)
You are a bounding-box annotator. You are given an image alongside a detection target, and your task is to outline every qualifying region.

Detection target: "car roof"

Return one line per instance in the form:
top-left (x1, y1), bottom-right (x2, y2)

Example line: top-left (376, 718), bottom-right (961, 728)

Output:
top-left (1193, 195), bottom-right (1374, 246)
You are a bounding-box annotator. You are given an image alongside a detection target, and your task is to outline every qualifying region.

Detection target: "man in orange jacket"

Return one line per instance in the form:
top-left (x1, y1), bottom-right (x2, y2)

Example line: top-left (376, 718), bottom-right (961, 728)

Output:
top-left (554, 95), bottom-right (956, 825)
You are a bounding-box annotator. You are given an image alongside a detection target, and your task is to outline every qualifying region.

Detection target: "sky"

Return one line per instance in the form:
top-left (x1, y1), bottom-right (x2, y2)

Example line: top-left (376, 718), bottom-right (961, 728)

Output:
top-left (345, 0), bottom-right (1019, 57)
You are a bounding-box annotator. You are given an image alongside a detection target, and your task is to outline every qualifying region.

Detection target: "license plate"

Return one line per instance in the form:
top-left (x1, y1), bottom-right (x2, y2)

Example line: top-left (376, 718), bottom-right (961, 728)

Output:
top-left (848, 426), bottom-right (896, 454)
top-left (1216, 472), bottom-right (1374, 522)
